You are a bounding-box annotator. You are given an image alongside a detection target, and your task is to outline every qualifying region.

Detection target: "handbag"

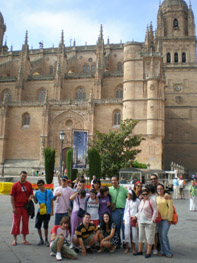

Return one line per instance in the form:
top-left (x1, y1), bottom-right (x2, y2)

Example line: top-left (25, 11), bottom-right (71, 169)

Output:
top-left (130, 216), bottom-right (137, 227)
top-left (77, 197), bottom-right (85, 218)
top-left (148, 200), bottom-right (162, 223)
top-left (39, 190), bottom-right (47, 215)
top-left (171, 205), bottom-right (178, 225)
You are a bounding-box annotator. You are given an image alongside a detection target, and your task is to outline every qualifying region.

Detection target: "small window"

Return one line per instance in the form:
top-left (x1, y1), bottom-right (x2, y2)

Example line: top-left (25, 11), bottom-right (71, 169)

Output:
top-left (117, 62), bottom-right (122, 72)
top-left (2, 89), bottom-right (11, 103)
top-left (167, 53), bottom-right (171, 63)
top-left (22, 113), bottom-right (30, 128)
top-left (49, 66), bottom-right (53, 74)
top-left (113, 111), bottom-right (121, 126)
top-left (174, 53), bottom-right (178, 63)
top-left (182, 52), bottom-right (186, 63)
top-left (38, 90), bottom-right (46, 102)
top-left (75, 88), bottom-right (86, 101)
top-left (116, 86), bottom-right (123, 99)
top-left (88, 58), bottom-right (93, 62)
top-left (173, 19), bottom-right (178, 29)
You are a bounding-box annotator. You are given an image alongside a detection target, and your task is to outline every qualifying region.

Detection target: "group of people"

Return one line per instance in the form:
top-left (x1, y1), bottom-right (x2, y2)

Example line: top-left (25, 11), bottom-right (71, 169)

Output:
top-left (172, 176), bottom-right (185, 200)
top-left (10, 171), bottom-right (176, 261)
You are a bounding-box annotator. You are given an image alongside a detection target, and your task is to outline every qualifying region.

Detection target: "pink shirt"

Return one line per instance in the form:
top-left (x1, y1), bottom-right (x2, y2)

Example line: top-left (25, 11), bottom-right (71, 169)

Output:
top-left (137, 198), bottom-right (158, 222)
top-left (54, 186), bottom-right (73, 213)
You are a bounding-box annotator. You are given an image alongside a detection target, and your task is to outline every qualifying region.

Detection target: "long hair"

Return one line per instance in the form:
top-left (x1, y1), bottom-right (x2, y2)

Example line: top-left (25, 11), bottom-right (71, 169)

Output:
top-left (100, 212), bottom-right (114, 232)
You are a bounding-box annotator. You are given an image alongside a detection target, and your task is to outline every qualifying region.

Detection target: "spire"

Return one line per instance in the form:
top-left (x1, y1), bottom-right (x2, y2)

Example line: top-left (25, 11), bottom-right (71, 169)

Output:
top-left (22, 31), bottom-right (29, 54)
top-left (99, 24), bottom-right (103, 40)
top-left (58, 30), bottom-right (65, 53)
top-left (25, 30), bottom-right (28, 46)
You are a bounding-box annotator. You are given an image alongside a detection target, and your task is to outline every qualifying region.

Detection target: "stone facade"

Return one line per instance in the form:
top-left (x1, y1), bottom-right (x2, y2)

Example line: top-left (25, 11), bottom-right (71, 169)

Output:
top-left (0, 0), bottom-right (197, 174)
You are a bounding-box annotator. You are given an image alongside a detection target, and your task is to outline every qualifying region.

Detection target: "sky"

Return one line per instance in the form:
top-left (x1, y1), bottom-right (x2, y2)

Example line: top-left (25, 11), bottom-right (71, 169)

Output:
top-left (0, 0), bottom-right (196, 51)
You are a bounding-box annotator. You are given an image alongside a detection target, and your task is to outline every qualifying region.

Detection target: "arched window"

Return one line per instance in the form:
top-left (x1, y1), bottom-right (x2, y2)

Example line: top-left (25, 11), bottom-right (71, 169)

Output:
top-left (116, 86), bottom-right (123, 99)
top-left (75, 88), bottom-right (86, 101)
top-left (2, 89), bottom-right (11, 103)
top-left (182, 52), bottom-right (186, 63)
top-left (38, 89), bottom-right (46, 102)
top-left (113, 111), bottom-right (121, 126)
top-left (173, 19), bottom-right (178, 29)
top-left (117, 62), bottom-right (122, 72)
top-left (91, 64), bottom-right (96, 73)
top-left (22, 113), bottom-right (30, 127)
top-left (174, 53), bottom-right (178, 63)
top-left (83, 64), bottom-right (89, 73)
top-left (167, 53), bottom-right (171, 63)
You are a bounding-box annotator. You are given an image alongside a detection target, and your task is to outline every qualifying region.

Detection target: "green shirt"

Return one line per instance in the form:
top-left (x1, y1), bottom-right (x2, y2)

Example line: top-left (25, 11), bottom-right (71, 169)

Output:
top-left (109, 185), bottom-right (128, 209)
top-left (189, 185), bottom-right (197, 197)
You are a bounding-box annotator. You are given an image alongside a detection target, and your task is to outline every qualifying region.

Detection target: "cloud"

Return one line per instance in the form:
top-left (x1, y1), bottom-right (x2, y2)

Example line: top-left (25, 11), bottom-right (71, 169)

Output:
top-left (19, 10), bottom-right (131, 47)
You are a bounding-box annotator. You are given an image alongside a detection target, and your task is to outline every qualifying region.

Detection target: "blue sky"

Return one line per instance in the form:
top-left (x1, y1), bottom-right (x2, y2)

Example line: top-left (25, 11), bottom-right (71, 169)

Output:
top-left (1, 0), bottom-right (196, 51)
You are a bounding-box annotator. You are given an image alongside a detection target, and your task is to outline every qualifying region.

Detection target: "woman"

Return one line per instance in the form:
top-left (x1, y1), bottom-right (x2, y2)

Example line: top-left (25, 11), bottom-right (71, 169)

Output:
top-left (136, 188), bottom-right (158, 258)
top-left (189, 180), bottom-right (197, 211)
top-left (123, 190), bottom-right (140, 254)
top-left (99, 186), bottom-right (111, 222)
top-left (69, 189), bottom-right (88, 239)
top-left (133, 181), bottom-right (143, 199)
top-left (92, 179), bottom-right (101, 195)
top-left (156, 184), bottom-right (173, 258)
top-left (97, 212), bottom-right (119, 253)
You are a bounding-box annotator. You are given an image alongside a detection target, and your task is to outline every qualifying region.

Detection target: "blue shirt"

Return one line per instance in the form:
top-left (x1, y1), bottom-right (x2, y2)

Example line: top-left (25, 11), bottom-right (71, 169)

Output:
top-left (35, 189), bottom-right (54, 214)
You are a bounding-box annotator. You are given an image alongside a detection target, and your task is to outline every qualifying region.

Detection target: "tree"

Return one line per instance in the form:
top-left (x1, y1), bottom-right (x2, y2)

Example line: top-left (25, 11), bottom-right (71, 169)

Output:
top-left (66, 148), bottom-right (78, 181)
top-left (88, 147), bottom-right (101, 180)
top-left (44, 147), bottom-right (55, 184)
top-left (91, 119), bottom-right (144, 177)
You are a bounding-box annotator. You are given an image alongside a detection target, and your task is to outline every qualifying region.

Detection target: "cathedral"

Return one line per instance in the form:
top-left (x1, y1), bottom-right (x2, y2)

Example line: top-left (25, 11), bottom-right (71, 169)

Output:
top-left (0, 0), bottom-right (197, 175)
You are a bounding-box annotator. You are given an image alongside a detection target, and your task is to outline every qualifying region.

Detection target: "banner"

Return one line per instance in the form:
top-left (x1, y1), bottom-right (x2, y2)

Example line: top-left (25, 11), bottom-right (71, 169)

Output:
top-left (73, 131), bottom-right (88, 169)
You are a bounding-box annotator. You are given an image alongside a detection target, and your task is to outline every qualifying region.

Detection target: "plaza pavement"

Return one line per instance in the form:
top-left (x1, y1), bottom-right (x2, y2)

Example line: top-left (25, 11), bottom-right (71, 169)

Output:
top-left (0, 181), bottom-right (196, 263)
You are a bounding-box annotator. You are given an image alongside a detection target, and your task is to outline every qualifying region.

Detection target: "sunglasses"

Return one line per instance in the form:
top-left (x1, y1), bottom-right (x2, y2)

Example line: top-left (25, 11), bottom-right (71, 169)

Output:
top-left (151, 178), bottom-right (157, 181)
top-left (142, 193), bottom-right (148, 196)
top-left (137, 185), bottom-right (142, 187)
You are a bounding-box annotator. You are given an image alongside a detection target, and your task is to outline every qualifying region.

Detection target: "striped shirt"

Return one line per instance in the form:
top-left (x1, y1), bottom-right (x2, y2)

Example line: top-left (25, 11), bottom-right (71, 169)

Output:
top-left (75, 223), bottom-right (98, 239)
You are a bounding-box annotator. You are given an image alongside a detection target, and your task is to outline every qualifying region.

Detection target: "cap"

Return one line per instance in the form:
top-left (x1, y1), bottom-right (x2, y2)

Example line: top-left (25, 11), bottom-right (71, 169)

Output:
top-left (60, 175), bottom-right (68, 180)
top-left (68, 180), bottom-right (71, 183)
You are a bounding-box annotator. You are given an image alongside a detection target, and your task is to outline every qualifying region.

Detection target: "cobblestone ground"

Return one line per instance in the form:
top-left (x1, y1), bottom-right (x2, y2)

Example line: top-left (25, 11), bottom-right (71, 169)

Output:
top-left (0, 185), bottom-right (196, 263)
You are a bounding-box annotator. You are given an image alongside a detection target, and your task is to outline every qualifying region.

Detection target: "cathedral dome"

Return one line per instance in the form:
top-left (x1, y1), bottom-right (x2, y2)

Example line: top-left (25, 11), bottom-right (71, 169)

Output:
top-left (161, 0), bottom-right (188, 9)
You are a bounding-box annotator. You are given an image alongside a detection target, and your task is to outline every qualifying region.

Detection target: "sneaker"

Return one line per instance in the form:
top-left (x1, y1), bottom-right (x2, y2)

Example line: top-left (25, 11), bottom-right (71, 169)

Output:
top-left (56, 252), bottom-right (62, 261)
top-left (74, 247), bottom-right (80, 253)
top-left (45, 240), bottom-right (49, 247)
top-left (69, 243), bottom-right (74, 249)
top-left (153, 249), bottom-right (158, 255)
top-left (86, 247), bottom-right (93, 254)
top-left (37, 239), bottom-right (44, 246)
top-left (50, 251), bottom-right (56, 257)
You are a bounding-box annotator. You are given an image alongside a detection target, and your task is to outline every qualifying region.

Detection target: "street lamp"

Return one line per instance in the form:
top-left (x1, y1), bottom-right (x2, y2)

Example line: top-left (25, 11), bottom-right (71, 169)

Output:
top-left (59, 130), bottom-right (65, 177)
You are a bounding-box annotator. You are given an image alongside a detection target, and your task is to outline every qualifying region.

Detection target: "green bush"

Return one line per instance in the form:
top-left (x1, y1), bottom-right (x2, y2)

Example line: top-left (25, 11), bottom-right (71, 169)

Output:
top-left (66, 148), bottom-right (78, 181)
top-left (88, 147), bottom-right (101, 180)
top-left (44, 147), bottom-right (55, 184)
top-left (131, 160), bottom-right (147, 169)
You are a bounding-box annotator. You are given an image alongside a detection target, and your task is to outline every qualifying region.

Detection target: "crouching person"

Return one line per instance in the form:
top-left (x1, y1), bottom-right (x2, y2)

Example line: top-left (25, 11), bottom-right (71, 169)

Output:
top-left (73, 212), bottom-right (100, 256)
top-left (50, 216), bottom-right (77, 261)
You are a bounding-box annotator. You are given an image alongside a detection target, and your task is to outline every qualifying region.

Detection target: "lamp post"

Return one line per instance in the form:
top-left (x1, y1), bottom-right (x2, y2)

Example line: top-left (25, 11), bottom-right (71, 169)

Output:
top-left (59, 130), bottom-right (65, 177)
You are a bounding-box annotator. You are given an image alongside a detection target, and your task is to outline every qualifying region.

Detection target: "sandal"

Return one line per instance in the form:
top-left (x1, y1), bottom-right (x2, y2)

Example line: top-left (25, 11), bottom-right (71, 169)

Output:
top-left (158, 253), bottom-right (164, 256)
top-left (22, 241), bottom-right (31, 245)
top-left (124, 248), bottom-right (129, 254)
top-left (97, 248), bottom-right (104, 253)
top-left (166, 254), bottom-right (173, 258)
top-left (109, 245), bottom-right (116, 253)
top-left (11, 241), bottom-right (17, 246)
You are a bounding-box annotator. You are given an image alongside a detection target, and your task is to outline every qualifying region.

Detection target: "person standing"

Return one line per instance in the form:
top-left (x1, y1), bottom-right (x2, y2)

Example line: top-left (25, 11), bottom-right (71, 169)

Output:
top-left (54, 175), bottom-right (73, 225)
top-left (33, 180), bottom-right (54, 247)
top-left (109, 175), bottom-right (128, 246)
top-left (10, 171), bottom-right (33, 246)
top-left (173, 177), bottom-right (179, 200)
top-left (178, 176), bottom-right (185, 199)
top-left (189, 180), bottom-right (197, 211)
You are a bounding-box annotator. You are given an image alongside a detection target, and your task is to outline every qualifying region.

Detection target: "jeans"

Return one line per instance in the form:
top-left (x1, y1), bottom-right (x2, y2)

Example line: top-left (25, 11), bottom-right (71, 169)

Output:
top-left (111, 208), bottom-right (124, 244)
top-left (158, 220), bottom-right (172, 256)
top-left (54, 212), bottom-right (68, 226)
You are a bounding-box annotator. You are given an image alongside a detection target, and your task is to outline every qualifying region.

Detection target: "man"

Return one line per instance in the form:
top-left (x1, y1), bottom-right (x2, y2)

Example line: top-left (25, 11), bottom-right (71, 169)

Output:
top-left (54, 175), bottom-right (73, 225)
top-left (150, 174), bottom-right (159, 193)
top-left (109, 175), bottom-right (128, 245)
top-left (10, 171), bottom-right (33, 246)
top-left (73, 212), bottom-right (99, 256)
top-left (173, 177), bottom-right (179, 200)
top-left (33, 180), bottom-right (54, 247)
